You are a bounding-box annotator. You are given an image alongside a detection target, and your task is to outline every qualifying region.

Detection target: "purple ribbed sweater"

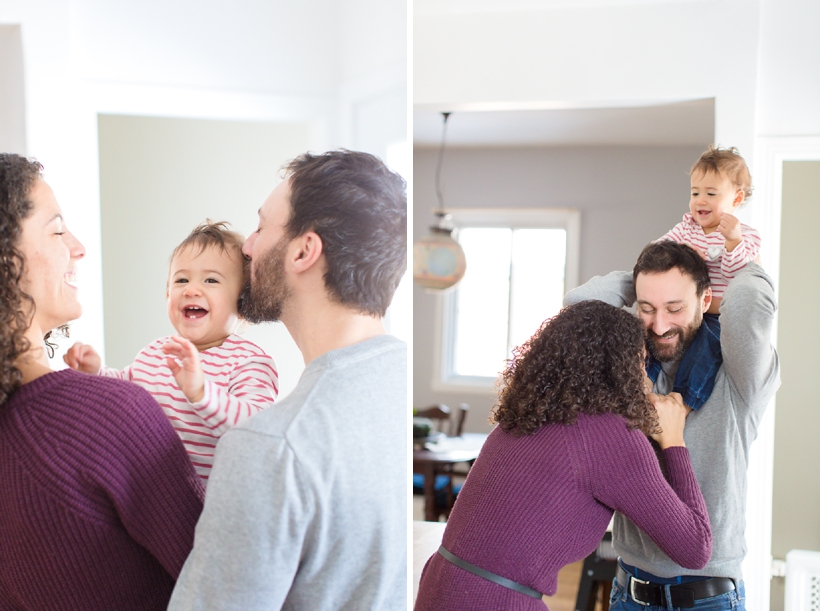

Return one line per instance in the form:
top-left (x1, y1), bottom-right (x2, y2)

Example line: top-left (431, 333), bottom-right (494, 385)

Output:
top-left (0, 369), bottom-right (205, 610)
top-left (415, 413), bottom-right (712, 611)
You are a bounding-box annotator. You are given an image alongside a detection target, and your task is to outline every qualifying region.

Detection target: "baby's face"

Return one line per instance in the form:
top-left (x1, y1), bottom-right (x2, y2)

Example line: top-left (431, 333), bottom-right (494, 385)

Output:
top-left (167, 244), bottom-right (244, 351)
top-left (689, 170), bottom-right (743, 234)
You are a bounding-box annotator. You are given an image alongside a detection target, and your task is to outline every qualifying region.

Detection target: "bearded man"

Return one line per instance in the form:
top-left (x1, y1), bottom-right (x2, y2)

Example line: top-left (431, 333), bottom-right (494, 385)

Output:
top-left (169, 150), bottom-right (407, 611)
top-left (563, 241), bottom-right (779, 611)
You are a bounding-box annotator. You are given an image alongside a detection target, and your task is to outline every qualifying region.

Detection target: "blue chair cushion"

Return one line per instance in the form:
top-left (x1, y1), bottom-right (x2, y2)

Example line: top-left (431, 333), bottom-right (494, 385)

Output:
top-left (413, 474), bottom-right (464, 509)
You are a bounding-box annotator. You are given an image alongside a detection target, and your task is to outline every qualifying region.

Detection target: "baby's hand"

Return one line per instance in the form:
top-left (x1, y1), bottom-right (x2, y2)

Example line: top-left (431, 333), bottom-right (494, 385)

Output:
top-left (63, 343), bottom-right (102, 374)
top-left (683, 242), bottom-right (708, 260)
top-left (718, 213), bottom-right (742, 249)
top-left (162, 336), bottom-right (205, 404)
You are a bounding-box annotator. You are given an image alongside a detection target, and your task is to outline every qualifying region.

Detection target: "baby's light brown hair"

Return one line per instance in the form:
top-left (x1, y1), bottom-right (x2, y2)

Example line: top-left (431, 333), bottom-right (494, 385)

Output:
top-left (690, 145), bottom-right (753, 204)
top-left (170, 220), bottom-right (248, 284)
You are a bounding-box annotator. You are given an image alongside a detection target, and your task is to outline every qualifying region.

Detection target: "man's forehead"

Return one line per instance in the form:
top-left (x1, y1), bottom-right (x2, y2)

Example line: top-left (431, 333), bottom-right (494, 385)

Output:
top-left (260, 179), bottom-right (291, 221)
top-left (635, 269), bottom-right (698, 301)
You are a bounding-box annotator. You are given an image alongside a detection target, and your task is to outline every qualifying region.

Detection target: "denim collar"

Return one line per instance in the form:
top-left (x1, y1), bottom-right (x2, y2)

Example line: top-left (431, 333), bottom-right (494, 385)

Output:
top-left (645, 314), bottom-right (722, 411)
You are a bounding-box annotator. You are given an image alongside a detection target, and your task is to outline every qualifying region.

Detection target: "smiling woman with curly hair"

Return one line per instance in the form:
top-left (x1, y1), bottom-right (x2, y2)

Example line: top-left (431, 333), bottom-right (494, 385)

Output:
top-left (0, 153), bottom-right (204, 610)
top-left (415, 300), bottom-right (712, 611)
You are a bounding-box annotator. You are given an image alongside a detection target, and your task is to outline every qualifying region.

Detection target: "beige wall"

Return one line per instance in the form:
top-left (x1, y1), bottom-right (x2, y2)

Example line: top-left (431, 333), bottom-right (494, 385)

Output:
top-left (770, 160), bottom-right (820, 610)
top-left (98, 115), bottom-right (310, 398)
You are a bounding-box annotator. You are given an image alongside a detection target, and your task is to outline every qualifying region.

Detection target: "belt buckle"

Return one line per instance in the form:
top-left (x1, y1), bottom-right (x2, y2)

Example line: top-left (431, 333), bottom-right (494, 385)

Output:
top-left (629, 576), bottom-right (652, 607)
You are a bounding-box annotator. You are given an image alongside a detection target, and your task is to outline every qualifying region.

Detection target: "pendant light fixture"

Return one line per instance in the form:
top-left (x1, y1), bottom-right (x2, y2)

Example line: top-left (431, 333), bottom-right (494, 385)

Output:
top-left (413, 112), bottom-right (467, 291)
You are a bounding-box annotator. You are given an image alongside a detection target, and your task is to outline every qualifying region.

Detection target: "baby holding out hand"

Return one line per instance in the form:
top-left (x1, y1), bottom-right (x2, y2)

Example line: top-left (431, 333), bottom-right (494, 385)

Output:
top-left (659, 145), bottom-right (761, 315)
top-left (65, 221), bottom-right (278, 483)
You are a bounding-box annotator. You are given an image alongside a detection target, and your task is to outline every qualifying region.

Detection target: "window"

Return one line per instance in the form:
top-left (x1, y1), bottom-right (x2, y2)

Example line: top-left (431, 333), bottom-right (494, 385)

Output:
top-left (434, 209), bottom-right (580, 390)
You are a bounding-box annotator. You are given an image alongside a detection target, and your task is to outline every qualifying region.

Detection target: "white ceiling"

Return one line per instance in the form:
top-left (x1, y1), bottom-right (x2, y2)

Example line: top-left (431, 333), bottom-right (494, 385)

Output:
top-left (413, 99), bottom-right (715, 148)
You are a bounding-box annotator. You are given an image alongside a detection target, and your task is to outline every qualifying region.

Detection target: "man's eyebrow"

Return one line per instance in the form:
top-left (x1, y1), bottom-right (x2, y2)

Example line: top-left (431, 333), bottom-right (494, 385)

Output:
top-left (636, 299), bottom-right (685, 306)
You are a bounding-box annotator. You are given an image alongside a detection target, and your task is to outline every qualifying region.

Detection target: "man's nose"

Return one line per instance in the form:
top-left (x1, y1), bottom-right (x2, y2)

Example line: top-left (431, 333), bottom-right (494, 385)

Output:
top-left (650, 312), bottom-right (671, 336)
top-left (242, 234), bottom-right (255, 260)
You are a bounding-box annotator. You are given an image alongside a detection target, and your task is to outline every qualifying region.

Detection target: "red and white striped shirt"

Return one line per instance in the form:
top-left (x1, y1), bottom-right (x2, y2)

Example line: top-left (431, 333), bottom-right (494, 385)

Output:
top-left (101, 334), bottom-right (278, 482)
top-left (659, 213), bottom-right (762, 299)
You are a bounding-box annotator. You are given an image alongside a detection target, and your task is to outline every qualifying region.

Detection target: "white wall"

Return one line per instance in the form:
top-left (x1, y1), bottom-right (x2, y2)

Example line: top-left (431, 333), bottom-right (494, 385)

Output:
top-left (415, 1), bottom-right (759, 160)
top-left (756, 0), bottom-right (820, 139)
top-left (413, 144), bottom-right (705, 430)
top-left (1, 0), bottom-right (407, 393)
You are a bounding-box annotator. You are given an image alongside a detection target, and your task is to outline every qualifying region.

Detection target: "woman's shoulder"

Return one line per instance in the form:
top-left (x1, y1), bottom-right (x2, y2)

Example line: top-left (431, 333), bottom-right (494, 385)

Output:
top-left (572, 412), bottom-right (649, 450)
top-left (23, 369), bottom-right (162, 422)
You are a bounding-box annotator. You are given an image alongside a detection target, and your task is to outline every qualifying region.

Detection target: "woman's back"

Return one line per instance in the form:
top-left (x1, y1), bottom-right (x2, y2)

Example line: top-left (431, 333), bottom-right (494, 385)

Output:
top-left (0, 369), bottom-right (204, 611)
top-left (416, 412), bottom-right (710, 610)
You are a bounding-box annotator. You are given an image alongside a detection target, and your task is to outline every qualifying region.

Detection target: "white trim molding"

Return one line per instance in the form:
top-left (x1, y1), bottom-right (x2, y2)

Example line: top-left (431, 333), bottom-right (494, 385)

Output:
top-left (742, 135), bottom-right (820, 611)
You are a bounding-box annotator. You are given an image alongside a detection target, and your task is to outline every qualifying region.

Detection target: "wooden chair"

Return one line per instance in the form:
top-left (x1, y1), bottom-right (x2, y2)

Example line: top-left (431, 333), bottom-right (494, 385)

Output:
top-left (413, 403), bottom-right (471, 520)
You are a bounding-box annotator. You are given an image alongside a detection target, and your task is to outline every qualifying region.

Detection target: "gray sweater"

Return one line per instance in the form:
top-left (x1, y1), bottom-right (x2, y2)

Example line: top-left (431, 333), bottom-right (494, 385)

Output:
top-left (169, 334), bottom-right (407, 610)
top-left (563, 263), bottom-right (780, 580)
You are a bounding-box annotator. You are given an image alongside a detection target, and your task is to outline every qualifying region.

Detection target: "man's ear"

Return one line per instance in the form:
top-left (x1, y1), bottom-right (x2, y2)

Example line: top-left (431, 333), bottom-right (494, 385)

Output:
top-left (290, 231), bottom-right (324, 274)
top-left (701, 286), bottom-right (713, 312)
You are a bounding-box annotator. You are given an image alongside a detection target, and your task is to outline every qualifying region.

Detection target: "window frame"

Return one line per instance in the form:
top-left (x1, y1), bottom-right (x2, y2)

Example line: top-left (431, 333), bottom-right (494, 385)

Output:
top-left (432, 208), bottom-right (581, 393)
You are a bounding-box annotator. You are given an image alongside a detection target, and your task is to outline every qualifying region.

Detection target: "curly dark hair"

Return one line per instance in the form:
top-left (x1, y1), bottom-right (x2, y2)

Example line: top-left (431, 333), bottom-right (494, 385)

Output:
top-left (284, 150), bottom-right (407, 317)
top-left (0, 154), bottom-right (42, 405)
top-left (492, 300), bottom-right (658, 436)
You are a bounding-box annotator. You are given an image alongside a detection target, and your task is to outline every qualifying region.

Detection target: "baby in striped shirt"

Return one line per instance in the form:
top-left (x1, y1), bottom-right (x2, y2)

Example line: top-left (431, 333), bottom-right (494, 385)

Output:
top-left (64, 221), bottom-right (279, 483)
top-left (658, 145), bottom-right (761, 314)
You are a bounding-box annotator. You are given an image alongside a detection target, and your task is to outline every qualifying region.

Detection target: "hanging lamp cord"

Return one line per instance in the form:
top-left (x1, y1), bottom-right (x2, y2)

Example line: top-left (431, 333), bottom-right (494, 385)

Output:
top-left (434, 112), bottom-right (451, 214)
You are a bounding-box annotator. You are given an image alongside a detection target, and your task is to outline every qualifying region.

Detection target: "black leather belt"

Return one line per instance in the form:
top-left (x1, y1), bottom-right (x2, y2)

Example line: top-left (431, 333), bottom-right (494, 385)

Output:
top-left (616, 565), bottom-right (736, 608)
top-left (437, 546), bottom-right (543, 600)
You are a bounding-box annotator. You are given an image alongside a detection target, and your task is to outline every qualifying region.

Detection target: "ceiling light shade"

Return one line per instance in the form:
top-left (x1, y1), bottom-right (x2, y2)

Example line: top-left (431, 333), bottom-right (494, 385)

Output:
top-left (413, 112), bottom-right (468, 292)
top-left (413, 213), bottom-right (467, 291)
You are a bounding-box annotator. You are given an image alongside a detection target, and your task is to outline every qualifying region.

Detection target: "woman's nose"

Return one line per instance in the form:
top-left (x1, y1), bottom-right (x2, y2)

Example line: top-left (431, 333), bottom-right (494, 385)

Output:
top-left (66, 231), bottom-right (86, 259)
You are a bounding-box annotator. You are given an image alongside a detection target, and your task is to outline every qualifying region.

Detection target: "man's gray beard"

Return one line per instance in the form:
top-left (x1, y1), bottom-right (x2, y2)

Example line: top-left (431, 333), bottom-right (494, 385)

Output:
top-left (238, 240), bottom-right (290, 324)
top-left (646, 316), bottom-right (702, 363)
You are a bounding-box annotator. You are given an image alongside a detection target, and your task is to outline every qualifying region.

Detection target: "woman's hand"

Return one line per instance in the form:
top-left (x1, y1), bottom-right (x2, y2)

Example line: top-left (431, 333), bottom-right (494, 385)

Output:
top-left (648, 392), bottom-right (691, 449)
top-left (63, 342), bottom-right (102, 375)
top-left (162, 336), bottom-right (205, 404)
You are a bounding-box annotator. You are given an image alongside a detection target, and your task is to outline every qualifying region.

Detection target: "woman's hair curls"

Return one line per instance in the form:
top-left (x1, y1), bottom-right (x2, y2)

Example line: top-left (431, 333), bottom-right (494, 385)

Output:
top-left (492, 300), bottom-right (658, 436)
top-left (0, 154), bottom-right (42, 405)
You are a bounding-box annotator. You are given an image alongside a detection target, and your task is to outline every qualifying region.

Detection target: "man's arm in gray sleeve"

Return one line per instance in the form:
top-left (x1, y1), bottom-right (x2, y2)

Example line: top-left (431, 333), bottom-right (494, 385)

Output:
top-left (719, 262), bottom-right (781, 414)
top-left (563, 271), bottom-right (637, 309)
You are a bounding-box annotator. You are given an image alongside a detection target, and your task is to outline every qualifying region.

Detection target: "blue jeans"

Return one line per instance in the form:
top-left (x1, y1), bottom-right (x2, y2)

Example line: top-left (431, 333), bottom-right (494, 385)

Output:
top-left (609, 576), bottom-right (745, 611)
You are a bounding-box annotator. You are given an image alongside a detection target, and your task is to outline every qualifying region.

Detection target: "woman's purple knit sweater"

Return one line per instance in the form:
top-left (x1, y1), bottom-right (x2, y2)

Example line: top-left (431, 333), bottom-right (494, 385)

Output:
top-left (415, 412), bottom-right (712, 610)
top-left (0, 369), bottom-right (205, 610)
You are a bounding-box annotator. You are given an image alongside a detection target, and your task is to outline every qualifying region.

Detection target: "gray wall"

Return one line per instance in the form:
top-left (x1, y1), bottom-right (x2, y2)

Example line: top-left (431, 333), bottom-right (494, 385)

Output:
top-left (770, 160), bottom-right (820, 611)
top-left (413, 144), bottom-right (705, 431)
top-left (0, 25), bottom-right (26, 154)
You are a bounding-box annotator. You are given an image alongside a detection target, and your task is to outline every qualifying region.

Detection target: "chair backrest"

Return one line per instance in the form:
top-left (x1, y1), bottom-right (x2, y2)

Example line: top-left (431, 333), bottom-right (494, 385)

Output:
top-left (453, 403), bottom-right (469, 437)
top-left (416, 403), bottom-right (470, 437)
top-left (415, 405), bottom-right (451, 435)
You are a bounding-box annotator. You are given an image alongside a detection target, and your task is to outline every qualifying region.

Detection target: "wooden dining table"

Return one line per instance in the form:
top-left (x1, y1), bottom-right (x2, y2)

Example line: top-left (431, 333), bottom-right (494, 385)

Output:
top-left (412, 432), bottom-right (488, 522)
